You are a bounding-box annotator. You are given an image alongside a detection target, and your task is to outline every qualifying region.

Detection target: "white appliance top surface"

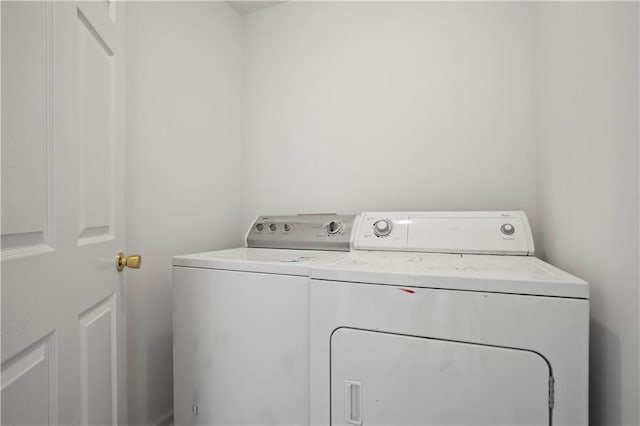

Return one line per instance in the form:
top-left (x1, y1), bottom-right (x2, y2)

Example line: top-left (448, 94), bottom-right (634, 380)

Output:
top-left (173, 247), bottom-right (349, 276)
top-left (311, 251), bottom-right (589, 299)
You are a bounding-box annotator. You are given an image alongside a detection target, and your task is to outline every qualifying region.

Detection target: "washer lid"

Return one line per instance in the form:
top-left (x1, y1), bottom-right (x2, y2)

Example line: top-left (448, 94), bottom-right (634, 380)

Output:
top-left (311, 251), bottom-right (589, 299)
top-left (173, 247), bottom-right (348, 276)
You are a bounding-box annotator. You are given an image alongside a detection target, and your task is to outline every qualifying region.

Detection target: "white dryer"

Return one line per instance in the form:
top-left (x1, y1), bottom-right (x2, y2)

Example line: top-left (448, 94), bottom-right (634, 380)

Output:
top-left (173, 214), bottom-right (358, 426)
top-left (309, 211), bottom-right (589, 426)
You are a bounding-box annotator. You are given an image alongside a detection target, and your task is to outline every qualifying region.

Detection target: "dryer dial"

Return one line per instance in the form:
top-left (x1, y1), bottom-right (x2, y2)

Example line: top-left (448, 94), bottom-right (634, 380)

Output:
top-left (373, 219), bottom-right (393, 237)
top-left (501, 223), bottom-right (515, 235)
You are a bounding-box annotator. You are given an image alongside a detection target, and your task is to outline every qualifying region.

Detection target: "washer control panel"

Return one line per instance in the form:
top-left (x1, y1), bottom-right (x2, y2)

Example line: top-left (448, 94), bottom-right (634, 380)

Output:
top-left (354, 211), bottom-right (535, 255)
top-left (246, 214), bottom-right (357, 251)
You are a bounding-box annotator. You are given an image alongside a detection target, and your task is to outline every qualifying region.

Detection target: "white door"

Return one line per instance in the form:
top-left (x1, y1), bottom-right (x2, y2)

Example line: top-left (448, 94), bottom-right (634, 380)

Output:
top-left (331, 329), bottom-right (551, 426)
top-left (2, 1), bottom-right (130, 425)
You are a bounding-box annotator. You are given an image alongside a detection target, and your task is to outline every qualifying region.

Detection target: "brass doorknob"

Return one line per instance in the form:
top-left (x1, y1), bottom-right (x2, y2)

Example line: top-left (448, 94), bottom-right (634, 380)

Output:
top-left (116, 253), bottom-right (142, 272)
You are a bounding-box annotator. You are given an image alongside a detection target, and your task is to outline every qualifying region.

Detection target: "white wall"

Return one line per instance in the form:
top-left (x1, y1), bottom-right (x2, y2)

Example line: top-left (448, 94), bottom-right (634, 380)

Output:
top-left (242, 2), bottom-right (539, 233)
top-left (123, 2), bottom-right (639, 425)
top-left (536, 3), bottom-right (639, 425)
top-left (125, 3), bottom-right (243, 425)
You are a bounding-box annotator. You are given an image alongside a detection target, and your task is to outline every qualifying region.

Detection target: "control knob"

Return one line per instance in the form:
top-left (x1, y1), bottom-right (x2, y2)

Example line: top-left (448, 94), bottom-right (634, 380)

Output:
top-left (501, 223), bottom-right (515, 235)
top-left (327, 221), bottom-right (342, 235)
top-left (373, 219), bottom-right (393, 237)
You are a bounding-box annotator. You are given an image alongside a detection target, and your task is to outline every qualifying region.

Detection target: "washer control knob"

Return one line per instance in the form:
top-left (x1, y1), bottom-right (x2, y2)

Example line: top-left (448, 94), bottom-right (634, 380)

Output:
top-left (269, 223), bottom-right (277, 232)
top-left (327, 221), bottom-right (342, 235)
top-left (373, 219), bottom-right (393, 237)
top-left (255, 223), bottom-right (264, 232)
top-left (501, 223), bottom-right (515, 235)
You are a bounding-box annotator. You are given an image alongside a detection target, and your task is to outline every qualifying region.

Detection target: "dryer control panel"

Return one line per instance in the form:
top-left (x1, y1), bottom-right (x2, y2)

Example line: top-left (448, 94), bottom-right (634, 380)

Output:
top-left (354, 211), bottom-right (535, 255)
top-left (246, 214), bottom-right (358, 251)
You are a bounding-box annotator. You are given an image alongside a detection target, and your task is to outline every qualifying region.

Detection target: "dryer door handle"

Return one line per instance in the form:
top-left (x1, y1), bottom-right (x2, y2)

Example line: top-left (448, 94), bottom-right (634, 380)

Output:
top-left (345, 380), bottom-right (362, 426)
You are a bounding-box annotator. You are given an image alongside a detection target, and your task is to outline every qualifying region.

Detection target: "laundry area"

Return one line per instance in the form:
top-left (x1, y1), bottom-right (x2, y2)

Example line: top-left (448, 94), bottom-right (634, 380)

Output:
top-left (1, 2), bottom-right (638, 426)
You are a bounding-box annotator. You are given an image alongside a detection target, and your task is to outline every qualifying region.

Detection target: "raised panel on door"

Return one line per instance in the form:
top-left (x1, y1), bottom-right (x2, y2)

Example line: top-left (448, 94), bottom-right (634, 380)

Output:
top-left (331, 328), bottom-right (551, 426)
top-left (1, 1), bottom-right (53, 257)
top-left (79, 295), bottom-right (117, 426)
top-left (76, 3), bottom-right (116, 246)
top-left (1, 334), bottom-right (57, 425)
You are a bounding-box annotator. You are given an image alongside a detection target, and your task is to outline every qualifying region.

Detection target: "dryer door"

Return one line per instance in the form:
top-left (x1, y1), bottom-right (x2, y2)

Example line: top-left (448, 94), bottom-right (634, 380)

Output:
top-left (331, 328), bottom-right (551, 426)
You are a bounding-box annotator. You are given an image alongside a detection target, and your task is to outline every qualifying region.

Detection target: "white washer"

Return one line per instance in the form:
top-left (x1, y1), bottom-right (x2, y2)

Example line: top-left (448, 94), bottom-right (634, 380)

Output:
top-left (310, 211), bottom-right (589, 426)
top-left (173, 214), bottom-right (358, 426)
